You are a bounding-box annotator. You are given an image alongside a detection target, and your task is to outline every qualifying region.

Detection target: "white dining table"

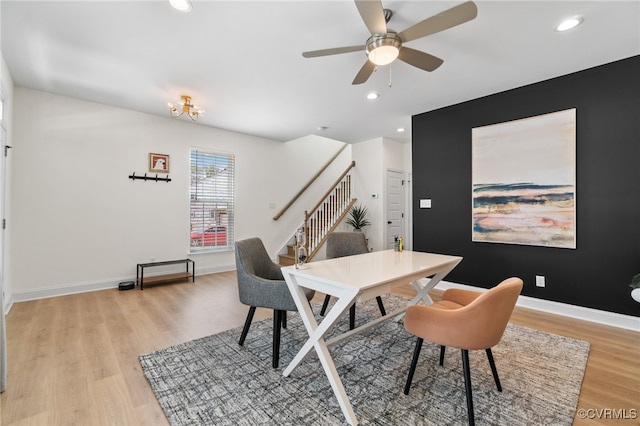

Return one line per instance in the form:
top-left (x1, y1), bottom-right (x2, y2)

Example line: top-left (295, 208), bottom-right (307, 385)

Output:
top-left (281, 249), bottom-right (463, 425)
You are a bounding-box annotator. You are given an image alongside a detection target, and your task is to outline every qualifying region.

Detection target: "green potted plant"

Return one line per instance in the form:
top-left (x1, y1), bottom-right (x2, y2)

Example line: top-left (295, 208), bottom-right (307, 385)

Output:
top-left (346, 204), bottom-right (371, 231)
top-left (630, 273), bottom-right (640, 303)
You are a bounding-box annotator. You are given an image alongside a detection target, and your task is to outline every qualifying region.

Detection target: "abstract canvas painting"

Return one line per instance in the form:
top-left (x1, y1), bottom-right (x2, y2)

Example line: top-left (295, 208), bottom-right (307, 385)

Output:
top-left (472, 109), bottom-right (576, 248)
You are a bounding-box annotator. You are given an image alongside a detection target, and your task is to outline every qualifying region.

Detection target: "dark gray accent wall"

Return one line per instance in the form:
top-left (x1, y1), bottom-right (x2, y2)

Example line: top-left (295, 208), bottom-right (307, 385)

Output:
top-left (412, 55), bottom-right (639, 316)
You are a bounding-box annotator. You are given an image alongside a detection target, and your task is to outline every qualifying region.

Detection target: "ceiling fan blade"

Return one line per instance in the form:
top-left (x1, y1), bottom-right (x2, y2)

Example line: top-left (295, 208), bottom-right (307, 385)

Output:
top-left (355, 0), bottom-right (387, 35)
top-left (352, 60), bottom-right (376, 85)
top-left (397, 1), bottom-right (478, 43)
top-left (398, 47), bottom-right (444, 72)
top-left (302, 45), bottom-right (365, 58)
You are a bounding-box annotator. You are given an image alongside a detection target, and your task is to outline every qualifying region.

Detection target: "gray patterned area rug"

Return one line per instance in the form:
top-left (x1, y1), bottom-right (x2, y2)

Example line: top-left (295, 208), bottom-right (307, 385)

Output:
top-left (139, 295), bottom-right (590, 425)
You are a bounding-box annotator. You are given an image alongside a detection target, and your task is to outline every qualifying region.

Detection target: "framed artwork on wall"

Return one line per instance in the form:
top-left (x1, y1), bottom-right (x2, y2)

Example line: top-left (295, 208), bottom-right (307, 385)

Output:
top-left (472, 108), bottom-right (576, 249)
top-left (149, 153), bottom-right (170, 173)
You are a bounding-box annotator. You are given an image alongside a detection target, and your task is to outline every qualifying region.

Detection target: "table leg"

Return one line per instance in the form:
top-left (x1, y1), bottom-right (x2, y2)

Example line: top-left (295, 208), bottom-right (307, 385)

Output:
top-left (409, 264), bottom-right (458, 306)
top-left (283, 273), bottom-right (360, 425)
top-left (410, 278), bottom-right (434, 305)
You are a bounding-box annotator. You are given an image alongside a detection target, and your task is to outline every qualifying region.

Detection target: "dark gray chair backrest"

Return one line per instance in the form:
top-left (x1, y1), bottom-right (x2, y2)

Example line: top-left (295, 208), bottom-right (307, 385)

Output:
top-left (326, 232), bottom-right (368, 259)
top-left (235, 237), bottom-right (283, 281)
top-left (235, 237), bottom-right (298, 310)
top-left (235, 237), bottom-right (316, 311)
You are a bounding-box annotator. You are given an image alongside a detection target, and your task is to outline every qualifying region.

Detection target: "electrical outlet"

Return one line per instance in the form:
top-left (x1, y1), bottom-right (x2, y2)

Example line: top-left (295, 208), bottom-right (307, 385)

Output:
top-left (535, 275), bottom-right (545, 288)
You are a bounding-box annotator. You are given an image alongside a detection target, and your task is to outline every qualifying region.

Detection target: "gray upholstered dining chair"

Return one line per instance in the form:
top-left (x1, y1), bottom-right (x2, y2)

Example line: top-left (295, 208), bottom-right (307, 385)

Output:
top-left (235, 237), bottom-right (315, 368)
top-left (319, 232), bottom-right (386, 329)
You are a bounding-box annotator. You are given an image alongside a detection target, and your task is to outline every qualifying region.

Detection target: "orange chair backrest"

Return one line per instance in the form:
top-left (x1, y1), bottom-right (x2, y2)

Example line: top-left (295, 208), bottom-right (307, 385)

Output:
top-left (405, 277), bottom-right (523, 350)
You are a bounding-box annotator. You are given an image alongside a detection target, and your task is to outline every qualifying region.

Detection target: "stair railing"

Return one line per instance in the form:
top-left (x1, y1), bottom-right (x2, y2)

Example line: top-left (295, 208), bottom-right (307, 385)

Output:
top-left (304, 161), bottom-right (356, 259)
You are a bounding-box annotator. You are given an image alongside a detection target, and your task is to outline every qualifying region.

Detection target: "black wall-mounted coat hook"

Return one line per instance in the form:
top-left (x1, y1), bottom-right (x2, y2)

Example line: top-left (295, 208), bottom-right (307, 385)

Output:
top-left (129, 172), bottom-right (171, 182)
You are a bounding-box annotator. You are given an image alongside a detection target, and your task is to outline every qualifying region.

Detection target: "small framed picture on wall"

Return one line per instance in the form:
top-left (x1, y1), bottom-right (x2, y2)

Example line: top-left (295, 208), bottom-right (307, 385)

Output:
top-left (149, 153), bottom-right (170, 173)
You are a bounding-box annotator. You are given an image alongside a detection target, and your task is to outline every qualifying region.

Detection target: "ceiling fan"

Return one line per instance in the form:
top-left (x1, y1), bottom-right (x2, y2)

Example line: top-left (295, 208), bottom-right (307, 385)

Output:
top-left (302, 0), bottom-right (478, 85)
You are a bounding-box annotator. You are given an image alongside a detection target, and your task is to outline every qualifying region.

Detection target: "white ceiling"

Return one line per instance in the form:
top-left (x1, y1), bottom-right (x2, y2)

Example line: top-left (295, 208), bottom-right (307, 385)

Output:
top-left (2, 1), bottom-right (639, 144)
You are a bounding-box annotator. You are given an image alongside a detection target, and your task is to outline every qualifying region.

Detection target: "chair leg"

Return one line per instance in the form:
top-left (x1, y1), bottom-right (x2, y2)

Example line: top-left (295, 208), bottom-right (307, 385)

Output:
top-left (322, 294), bottom-right (355, 329)
top-left (282, 310), bottom-right (287, 329)
top-left (376, 296), bottom-right (386, 316)
top-left (461, 349), bottom-right (475, 426)
top-left (485, 348), bottom-right (502, 392)
top-left (320, 294), bottom-right (331, 316)
top-left (349, 304), bottom-right (356, 330)
top-left (272, 310), bottom-right (283, 369)
top-left (238, 306), bottom-right (256, 346)
top-left (439, 345), bottom-right (446, 366)
top-left (404, 337), bottom-right (424, 395)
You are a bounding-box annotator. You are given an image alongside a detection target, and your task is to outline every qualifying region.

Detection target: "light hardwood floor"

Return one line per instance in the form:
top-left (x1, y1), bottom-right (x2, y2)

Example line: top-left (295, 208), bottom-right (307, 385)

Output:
top-left (1, 272), bottom-right (638, 425)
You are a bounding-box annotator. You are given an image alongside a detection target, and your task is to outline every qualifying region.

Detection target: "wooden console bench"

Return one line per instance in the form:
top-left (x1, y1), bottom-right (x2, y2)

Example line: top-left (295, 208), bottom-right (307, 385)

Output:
top-left (136, 258), bottom-right (195, 290)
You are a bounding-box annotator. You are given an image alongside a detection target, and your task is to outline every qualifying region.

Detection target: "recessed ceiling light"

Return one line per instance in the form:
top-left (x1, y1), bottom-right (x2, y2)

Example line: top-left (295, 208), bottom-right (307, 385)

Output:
top-left (397, 128), bottom-right (405, 133)
top-left (169, 0), bottom-right (192, 13)
top-left (556, 16), bottom-right (583, 32)
top-left (367, 92), bottom-right (380, 100)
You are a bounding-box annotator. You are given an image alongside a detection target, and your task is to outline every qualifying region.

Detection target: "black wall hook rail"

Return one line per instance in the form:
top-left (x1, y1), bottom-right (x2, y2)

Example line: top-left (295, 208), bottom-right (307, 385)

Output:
top-left (129, 172), bottom-right (171, 182)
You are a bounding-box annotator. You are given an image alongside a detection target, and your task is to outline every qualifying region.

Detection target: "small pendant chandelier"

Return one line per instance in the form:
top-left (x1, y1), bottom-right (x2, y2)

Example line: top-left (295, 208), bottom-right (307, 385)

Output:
top-left (168, 95), bottom-right (203, 122)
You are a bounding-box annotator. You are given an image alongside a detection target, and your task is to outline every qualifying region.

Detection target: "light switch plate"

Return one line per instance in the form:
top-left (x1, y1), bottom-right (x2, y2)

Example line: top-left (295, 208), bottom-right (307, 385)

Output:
top-left (420, 199), bottom-right (432, 208)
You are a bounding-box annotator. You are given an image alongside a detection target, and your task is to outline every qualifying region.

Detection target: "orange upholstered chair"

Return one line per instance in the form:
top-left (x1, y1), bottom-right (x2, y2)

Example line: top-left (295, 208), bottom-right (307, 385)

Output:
top-left (403, 277), bottom-right (523, 426)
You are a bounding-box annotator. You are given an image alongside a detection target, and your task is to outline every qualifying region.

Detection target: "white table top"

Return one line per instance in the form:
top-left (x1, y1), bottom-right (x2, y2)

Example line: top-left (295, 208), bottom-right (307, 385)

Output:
top-left (282, 249), bottom-right (462, 292)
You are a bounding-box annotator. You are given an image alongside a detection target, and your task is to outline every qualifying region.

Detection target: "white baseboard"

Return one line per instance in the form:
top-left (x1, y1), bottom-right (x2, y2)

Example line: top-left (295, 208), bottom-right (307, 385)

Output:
top-left (194, 264), bottom-right (236, 277)
top-left (12, 278), bottom-right (121, 304)
top-left (8, 263), bottom-right (236, 308)
top-left (437, 281), bottom-right (640, 332)
top-left (3, 292), bottom-right (14, 315)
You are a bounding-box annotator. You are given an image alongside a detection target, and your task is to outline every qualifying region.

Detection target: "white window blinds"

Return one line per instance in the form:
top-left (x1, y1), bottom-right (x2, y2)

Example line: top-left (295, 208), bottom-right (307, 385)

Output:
top-left (189, 149), bottom-right (235, 251)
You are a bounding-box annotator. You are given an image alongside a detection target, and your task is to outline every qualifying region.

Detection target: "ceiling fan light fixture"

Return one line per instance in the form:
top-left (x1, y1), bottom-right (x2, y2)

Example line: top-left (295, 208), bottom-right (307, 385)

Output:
top-left (366, 33), bottom-right (402, 66)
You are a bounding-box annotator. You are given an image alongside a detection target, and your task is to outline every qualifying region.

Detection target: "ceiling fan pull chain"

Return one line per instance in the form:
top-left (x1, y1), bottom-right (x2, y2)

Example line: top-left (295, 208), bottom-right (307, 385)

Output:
top-left (389, 64), bottom-right (393, 88)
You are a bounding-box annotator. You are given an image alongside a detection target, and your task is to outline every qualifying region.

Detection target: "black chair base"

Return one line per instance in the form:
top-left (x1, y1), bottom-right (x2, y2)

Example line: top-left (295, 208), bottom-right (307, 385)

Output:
top-left (238, 306), bottom-right (256, 346)
top-left (404, 340), bottom-right (503, 426)
top-left (320, 294), bottom-right (386, 330)
top-left (238, 306), bottom-right (287, 369)
top-left (439, 346), bottom-right (502, 391)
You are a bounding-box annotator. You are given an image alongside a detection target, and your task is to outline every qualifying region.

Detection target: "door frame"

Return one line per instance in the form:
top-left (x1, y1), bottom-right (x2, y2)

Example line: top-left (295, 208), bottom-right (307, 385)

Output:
top-left (385, 168), bottom-right (410, 250)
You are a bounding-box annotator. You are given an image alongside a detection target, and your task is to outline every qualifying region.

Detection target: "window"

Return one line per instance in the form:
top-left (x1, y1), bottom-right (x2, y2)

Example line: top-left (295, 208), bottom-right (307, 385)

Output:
top-left (189, 149), bottom-right (234, 251)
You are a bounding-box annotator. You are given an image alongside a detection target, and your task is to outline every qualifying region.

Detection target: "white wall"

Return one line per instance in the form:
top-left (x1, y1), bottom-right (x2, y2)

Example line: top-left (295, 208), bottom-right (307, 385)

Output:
top-left (350, 137), bottom-right (410, 252)
top-left (8, 87), bottom-right (349, 301)
top-left (352, 138), bottom-right (383, 251)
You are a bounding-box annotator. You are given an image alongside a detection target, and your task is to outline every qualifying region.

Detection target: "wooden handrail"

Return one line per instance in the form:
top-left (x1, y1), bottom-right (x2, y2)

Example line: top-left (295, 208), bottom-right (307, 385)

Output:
top-left (273, 144), bottom-right (348, 220)
top-left (305, 161), bottom-right (356, 221)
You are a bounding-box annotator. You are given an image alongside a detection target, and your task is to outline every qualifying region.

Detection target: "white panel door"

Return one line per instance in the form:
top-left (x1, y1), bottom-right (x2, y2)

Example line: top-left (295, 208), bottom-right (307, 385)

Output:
top-left (386, 170), bottom-right (405, 249)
